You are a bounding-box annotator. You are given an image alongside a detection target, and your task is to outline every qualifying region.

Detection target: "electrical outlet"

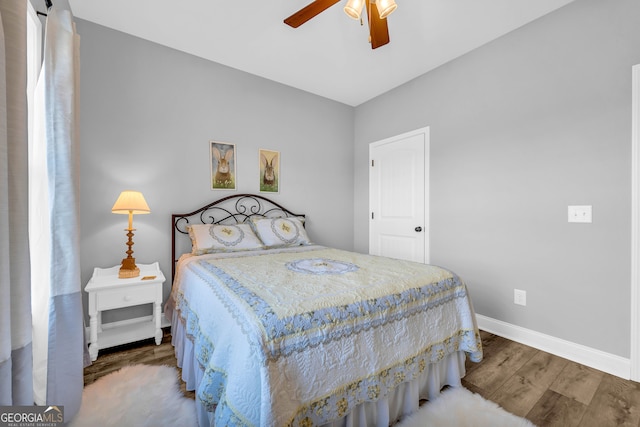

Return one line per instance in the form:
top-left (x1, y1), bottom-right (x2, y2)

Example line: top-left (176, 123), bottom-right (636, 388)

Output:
top-left (514, 289), bottom-right (527, 306)
top-left (568, 205), bottom-right (592, 223)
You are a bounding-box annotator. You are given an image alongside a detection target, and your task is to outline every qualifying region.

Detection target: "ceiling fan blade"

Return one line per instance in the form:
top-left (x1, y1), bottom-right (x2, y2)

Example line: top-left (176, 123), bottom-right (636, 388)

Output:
top-left (284, 0), bottom-right (341, 28)
top-left (365, 1), bottom-right (390, 49)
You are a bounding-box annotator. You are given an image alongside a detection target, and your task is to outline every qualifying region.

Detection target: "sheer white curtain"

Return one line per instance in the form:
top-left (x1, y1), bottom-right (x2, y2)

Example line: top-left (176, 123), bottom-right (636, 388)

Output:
top-left (30, 0), bottom-right (86, 421)
top-left (0, 0), bottom-right (33, 406)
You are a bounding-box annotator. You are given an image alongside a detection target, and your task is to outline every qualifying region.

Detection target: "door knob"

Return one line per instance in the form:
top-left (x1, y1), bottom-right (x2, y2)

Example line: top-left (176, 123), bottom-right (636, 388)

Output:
top-left (415, 226), bottom-right (422, 232)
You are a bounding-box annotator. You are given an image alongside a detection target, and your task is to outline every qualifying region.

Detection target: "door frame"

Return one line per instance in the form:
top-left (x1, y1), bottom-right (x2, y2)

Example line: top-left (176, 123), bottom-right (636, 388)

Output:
top-left (369, 126), bottom-right (430, 263)
top-left (631, 64), bottom-right (640, 381)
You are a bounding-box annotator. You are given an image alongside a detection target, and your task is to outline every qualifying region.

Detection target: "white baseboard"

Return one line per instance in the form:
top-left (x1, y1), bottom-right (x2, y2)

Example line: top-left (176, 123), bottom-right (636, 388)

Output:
top-left (476, 314), bottom-right (630, 380)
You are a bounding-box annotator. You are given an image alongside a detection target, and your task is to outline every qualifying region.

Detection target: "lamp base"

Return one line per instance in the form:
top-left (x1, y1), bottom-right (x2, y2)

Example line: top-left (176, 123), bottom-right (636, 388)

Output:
top-left (118, 257), bottom-right (140, 279)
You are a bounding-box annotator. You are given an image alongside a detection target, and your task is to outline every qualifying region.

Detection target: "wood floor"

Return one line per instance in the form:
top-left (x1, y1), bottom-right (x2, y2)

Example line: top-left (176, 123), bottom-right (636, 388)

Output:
top-left (83, 329), bottom-right (640, 426)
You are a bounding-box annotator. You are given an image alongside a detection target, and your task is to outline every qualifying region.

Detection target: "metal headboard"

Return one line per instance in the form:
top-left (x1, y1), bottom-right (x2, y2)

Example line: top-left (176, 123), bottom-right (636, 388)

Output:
top-left (171, 194), bottom-right (305, 280)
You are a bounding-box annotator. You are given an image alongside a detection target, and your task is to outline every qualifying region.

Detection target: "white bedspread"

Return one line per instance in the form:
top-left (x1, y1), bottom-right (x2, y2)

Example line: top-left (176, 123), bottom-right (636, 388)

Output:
top-left (166, 245), bottom-right (482, 427)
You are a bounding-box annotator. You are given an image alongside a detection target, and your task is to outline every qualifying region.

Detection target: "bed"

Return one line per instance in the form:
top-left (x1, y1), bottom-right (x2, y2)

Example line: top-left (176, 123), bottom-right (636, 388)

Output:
top-left (165, 194), bottom-right (482, 427)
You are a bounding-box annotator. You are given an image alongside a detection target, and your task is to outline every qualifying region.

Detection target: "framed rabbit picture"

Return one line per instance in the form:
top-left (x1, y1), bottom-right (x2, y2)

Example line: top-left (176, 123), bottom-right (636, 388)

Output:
top-left (259, 148), bottom-right (279, 193)
top-left (210, 141), bottom-right (236, 190)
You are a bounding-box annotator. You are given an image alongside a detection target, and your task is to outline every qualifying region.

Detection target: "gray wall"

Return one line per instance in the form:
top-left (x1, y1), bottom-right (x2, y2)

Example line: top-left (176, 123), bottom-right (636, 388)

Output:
top-left (76, 20), bottom-right (354, 323)
top-left (353, 0), bottom-right (640, 358)
top-left (77, 0), bottom-right (640, 359)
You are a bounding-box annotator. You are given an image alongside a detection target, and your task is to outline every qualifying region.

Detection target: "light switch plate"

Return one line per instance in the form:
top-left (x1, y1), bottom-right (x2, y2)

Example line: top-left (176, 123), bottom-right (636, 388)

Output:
top-left (568, 205), bottom-right (592, 223)
top-left (514, 289), bottom-right (527, 306)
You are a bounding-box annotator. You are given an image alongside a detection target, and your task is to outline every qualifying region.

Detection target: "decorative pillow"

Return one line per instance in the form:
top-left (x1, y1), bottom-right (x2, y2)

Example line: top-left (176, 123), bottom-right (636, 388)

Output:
top-left (187, 223), bottom-right (264, 255)
top-left (250, 217), bottom-right (311, 247)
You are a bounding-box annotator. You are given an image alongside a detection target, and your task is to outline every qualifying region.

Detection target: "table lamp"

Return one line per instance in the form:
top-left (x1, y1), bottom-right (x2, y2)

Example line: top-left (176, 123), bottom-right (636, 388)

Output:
top-left (112, 190), bottom-right (150, 278)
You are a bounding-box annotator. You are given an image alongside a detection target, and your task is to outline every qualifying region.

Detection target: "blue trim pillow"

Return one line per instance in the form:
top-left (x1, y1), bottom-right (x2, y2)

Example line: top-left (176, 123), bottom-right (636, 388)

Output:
top-left (250, 217), bottom-right (311, 247)
top-left (187, 223), bottom-right (264, 255)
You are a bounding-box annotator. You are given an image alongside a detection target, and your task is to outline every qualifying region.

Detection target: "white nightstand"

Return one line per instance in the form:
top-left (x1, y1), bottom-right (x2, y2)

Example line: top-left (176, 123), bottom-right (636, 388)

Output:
top-left (85, 262), bottom-right (166, 361)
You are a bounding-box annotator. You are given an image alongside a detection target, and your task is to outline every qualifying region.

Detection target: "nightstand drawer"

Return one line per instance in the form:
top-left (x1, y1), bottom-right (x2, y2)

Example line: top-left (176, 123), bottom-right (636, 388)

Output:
top-left (96, 284), bottom-right (157, 311)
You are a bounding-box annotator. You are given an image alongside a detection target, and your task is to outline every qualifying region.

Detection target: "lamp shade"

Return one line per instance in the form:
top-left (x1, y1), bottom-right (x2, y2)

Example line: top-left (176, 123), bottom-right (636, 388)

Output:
top-left (376, 0), bottom-right (397, 19)
top-left (344, 0), bottom-right (365, 20)
top-left (111, 191), bottom-right (150, 214)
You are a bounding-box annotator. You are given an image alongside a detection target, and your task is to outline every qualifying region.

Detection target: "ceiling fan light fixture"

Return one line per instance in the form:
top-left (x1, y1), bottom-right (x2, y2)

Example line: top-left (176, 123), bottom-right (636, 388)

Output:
top-left (344, 0), bottom-right (365, 20)
top-left (376, 0), bottom-right (397, 19)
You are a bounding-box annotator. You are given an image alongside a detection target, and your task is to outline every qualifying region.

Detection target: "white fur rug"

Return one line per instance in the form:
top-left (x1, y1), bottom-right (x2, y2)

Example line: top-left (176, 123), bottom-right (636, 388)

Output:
top-left (70, 364), bottom-right (197, 427)
top-left (396, 387), bottom-right (536, 427)
top-left (70, 366), bottom-right (532, 427)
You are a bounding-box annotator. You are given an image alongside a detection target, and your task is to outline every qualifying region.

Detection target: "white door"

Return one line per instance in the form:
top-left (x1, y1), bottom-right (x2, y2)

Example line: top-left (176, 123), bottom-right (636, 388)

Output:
top-left (369, 127), bottom-right (429, 263)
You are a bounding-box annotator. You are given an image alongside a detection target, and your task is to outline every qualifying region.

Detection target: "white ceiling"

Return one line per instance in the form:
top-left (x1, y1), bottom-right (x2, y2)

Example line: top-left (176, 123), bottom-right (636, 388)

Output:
top-left (67, 0), bottom-right (575, 106)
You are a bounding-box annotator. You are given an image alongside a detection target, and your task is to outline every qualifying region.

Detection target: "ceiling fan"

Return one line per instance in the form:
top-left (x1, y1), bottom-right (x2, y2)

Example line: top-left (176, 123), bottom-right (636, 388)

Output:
top-left (284, 0), bottom-right (398, 50)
